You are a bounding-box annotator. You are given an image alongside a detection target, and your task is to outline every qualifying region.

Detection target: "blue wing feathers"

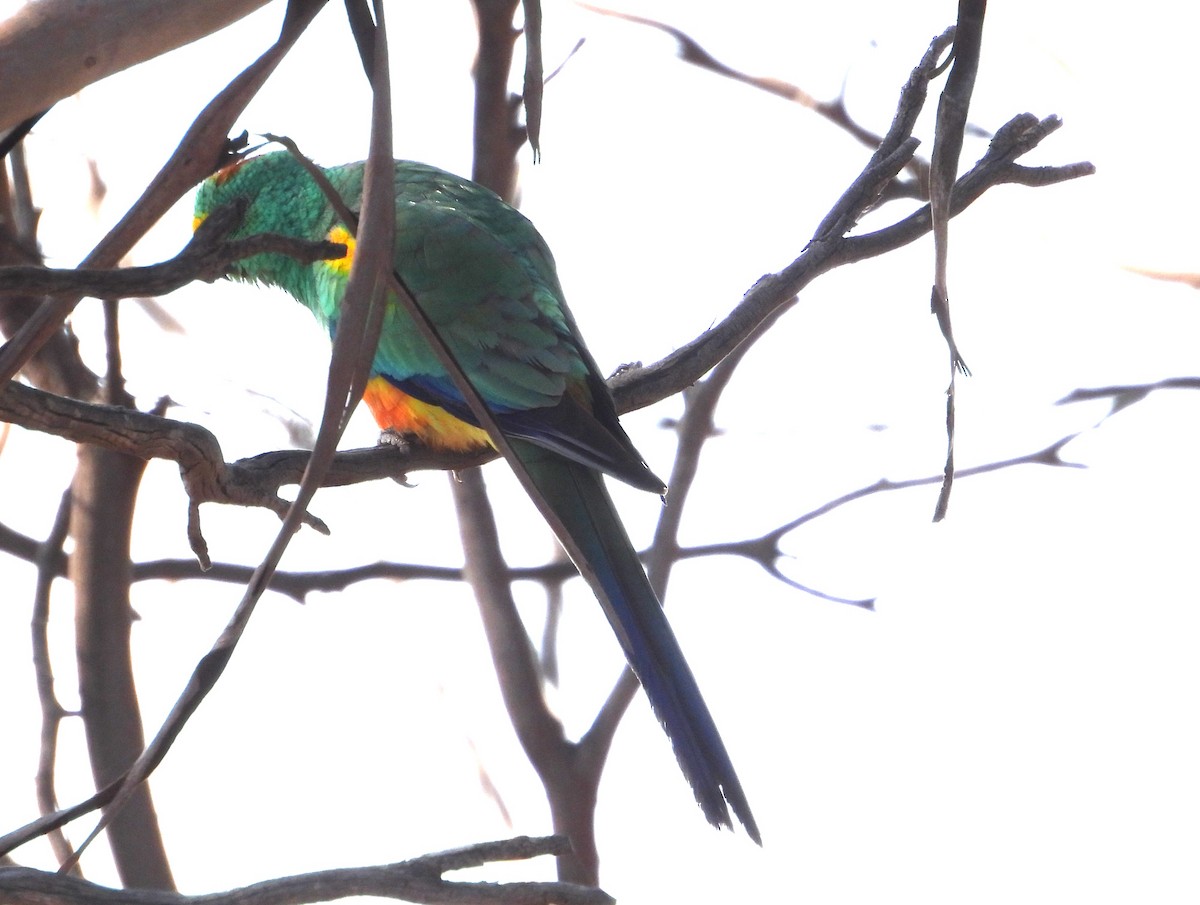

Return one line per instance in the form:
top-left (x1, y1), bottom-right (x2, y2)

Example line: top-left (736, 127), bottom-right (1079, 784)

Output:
top-left (511, 439), bottom-right (760, 841)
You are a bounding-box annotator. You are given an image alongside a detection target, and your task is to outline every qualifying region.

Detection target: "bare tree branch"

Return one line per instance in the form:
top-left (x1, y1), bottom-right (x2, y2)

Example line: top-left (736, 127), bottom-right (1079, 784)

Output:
top-left (0, 835), bottom-right (614, 905)
top-left (0, 204), bottom-right (345, 299)
top-left (1057, 378), bottom-right (1200, 416)
top-left (470, 0), bottom-right (526, 201)
top-left (681, 436), bottom-right (1085, 586)
top-left (613, 80), bottom-right (1093, 414)
top-left (70, 444), bottom-right (175, 888)
top-left (0, 0), bottom-right (275, 134)
top-left (71, 177), bottom-right (175, 884)
top-left (0, 381), bottom-right (338, 565)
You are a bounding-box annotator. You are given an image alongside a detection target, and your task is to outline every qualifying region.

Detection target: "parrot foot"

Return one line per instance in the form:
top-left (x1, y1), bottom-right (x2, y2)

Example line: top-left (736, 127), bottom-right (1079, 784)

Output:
top-left (377, 429), bottom-right (419, 487)
top-left (378, 427), bottom-right (412, 450)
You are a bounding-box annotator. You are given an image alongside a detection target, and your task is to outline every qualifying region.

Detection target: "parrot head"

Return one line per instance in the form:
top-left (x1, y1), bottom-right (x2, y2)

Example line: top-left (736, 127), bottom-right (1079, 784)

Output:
top-left (192, 151), bottom-right (338, 285)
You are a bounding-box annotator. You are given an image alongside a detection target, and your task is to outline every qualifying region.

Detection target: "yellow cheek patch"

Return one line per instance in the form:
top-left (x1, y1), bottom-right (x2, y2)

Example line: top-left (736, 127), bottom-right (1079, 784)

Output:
top-left (192, 213), bottom-right (206, 233)
top-left (324, 225), bottom-right (357, 275)
top-left (363, 377), bottom-right (493, 452)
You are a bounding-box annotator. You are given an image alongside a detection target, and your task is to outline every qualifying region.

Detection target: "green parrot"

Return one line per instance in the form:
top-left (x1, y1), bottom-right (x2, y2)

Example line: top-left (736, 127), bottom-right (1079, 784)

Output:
top-left (193, 150), bottom-right (758, 841)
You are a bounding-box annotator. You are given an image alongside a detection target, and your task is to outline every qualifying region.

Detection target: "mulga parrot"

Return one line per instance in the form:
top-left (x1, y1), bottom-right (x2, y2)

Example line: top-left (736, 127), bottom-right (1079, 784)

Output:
top-left (192, 150), bottom-right (758, 841)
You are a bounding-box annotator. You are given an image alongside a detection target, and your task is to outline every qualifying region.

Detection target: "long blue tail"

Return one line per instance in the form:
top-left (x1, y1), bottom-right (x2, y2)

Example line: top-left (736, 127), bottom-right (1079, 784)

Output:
top-left (512, 439), bottom-right (760, 842)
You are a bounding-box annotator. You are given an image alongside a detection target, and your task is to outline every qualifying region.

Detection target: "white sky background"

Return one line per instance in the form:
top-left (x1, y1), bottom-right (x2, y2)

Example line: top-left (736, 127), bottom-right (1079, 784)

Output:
top-left (2, 1), bottom-right (1199, 902)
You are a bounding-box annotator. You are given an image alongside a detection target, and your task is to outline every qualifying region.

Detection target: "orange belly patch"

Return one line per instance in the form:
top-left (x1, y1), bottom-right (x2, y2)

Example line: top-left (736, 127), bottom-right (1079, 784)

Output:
top-left (363, 376), bottom-right (493, 451)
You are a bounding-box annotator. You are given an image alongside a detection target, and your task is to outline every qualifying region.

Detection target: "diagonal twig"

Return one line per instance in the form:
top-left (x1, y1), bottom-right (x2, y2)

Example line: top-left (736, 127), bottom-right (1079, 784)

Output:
top-left (928, 2), bottom-right (986, 522)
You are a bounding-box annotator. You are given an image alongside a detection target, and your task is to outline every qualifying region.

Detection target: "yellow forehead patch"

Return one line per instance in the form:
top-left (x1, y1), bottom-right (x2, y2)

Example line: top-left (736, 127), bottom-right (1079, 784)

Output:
top-left (324, 225), bottom-right (356, 275)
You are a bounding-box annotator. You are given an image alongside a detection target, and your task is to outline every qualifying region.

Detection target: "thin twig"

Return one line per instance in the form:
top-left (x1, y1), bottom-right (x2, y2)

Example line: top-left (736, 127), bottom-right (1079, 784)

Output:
top-left (31, 490), bottom-right (80, 875)
top-left (928, 3), bottom-right (986, 521)
top-left (680, 435), bottom-right (1084, 590)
